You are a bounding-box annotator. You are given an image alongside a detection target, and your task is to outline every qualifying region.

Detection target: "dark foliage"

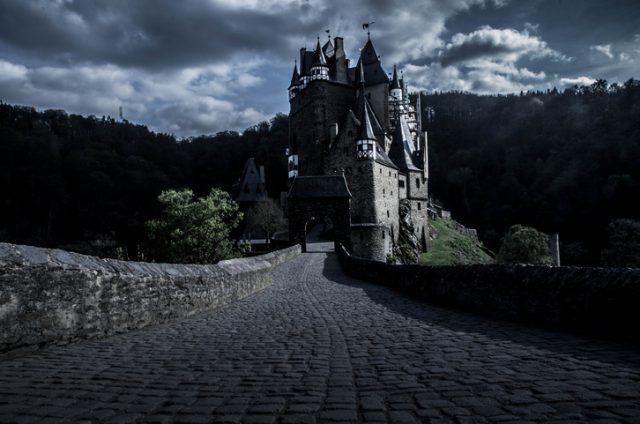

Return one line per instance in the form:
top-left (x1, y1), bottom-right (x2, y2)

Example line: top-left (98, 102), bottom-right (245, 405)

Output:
top-left (601, 218), bottom-right (640, 268)
top-left (421, 79), bottom-right (640, 265)
top-left (0, 104), bottom-right (288, 259)
top-left (497, 224), bottom-right (551, 265)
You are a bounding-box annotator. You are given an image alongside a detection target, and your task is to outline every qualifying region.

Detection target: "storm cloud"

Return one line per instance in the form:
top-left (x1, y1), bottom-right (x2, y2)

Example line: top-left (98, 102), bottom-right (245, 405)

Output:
top-left (0, 0), bottom-right (638, 136)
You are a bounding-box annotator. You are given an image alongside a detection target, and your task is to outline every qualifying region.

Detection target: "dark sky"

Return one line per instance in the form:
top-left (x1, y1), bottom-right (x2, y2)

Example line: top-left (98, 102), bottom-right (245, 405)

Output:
top-left (1, 0), bottom-right (638, 137)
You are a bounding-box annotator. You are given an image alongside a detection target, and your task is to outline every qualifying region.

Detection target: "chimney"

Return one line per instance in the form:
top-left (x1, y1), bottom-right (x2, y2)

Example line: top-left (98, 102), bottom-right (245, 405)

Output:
top-left (334, 37), bottom-right (348, 84)
top-left (334, 37), bottom-right (345, 58)
top-left (299, 48), bottom-right (307, 73)
top-left (259, 165), bottom-right (266, 185)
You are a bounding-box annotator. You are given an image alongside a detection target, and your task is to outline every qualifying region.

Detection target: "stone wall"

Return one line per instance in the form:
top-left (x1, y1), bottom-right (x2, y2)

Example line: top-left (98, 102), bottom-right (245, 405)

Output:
top-left (338, 245), bottom-right (640, 344)
top-left (350, 224), bottom-right (389, 262)
top-left (373, 162), bottom-right (400, 244)
top-left (289, 80), bottom-right (356, 175)
top-left (0, 243), bottom-right (301, 353)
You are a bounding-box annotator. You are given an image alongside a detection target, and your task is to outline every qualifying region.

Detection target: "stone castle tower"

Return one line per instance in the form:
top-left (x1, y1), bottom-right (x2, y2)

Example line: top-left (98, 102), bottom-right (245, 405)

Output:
top-left (286, 32), bottom-right (429, 262)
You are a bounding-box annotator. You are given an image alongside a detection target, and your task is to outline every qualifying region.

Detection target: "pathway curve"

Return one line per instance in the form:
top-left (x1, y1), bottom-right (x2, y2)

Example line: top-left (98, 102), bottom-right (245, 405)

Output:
top-left (1, 248), bottom-right (639, 423)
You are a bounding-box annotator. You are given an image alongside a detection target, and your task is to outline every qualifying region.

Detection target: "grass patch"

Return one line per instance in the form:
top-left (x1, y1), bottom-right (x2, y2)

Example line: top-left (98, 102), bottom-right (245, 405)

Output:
top-left (419, 218), bottom-right (493, 266)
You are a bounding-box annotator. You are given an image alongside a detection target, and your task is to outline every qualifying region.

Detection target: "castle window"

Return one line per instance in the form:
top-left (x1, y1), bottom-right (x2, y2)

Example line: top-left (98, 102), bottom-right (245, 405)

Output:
top-left (391, 191), bottom-right (393, 196)
top-left (418, 202), bottom-right (421, 210)
top-left (380, 169), bottom-right (382, 174)
top-left (382, 230), bottom-right (385, 239)
top-left (399, 180), bottom-right (405, 188)
top-left (416, 178), bottom-right (420, 188)
top-left (383, 189), bottom-right (385, 196)
top-left (387, 210), bottom-right (390, 218)
top-left (389, 171), bottom-right (391, 177)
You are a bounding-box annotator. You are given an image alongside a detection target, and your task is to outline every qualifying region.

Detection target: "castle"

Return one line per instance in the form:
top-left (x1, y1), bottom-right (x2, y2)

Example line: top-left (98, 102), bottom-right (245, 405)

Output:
top-left (286, 31), bottom-right (429, 262)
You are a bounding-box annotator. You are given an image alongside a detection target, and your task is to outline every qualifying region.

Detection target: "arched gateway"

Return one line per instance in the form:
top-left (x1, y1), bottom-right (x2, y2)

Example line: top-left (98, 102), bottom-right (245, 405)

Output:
top-left (288, 175), bottom-right (351, 252)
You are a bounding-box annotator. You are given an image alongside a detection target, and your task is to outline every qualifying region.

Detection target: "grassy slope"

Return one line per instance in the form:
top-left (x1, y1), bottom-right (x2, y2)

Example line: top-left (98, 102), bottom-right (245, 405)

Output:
top-left (419, 218), bottom-right (493, 266)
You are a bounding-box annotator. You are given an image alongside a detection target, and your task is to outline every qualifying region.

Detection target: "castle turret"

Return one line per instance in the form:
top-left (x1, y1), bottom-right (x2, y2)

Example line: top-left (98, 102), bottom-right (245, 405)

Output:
top-left (357, 101), bottom-right (377, 161)
top-left (288, 62), bottom-right (301, 100)
top-left (390, 65), bottom-right (402, 101)
top-left (310, 37), bottom-right (329, 81)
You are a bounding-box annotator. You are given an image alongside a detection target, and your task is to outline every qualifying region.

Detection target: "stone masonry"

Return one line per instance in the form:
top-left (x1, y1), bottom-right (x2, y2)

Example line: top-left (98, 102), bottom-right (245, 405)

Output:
top-left (0, 242), bottom-right (301, 353)
top-left (0, 245), bottom-right (638, 423)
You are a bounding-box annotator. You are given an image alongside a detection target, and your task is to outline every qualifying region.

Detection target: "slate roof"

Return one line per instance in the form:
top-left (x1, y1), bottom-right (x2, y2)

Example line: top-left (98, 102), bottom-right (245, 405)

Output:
top-left (323, 39), bottom-right (335, 58)
top-left (289, 63), bottom-right (300, 88)
top-left (312, 39), bottom-right (328, 67)
top-left (374, 143), bottom-right (399, 169)
top-left (388, 114), bottom-right (421, 171)
top-left (358, 101), bottom-right (376, 141)
top-left (355, 92), bottom-right (384, 137)
top-left (288, 175), bottom-right (352, 199)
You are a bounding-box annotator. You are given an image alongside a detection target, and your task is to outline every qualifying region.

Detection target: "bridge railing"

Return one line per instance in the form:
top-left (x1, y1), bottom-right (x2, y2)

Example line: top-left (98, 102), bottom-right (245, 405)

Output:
top-left (0, 243), bottom-right (301, 354)
top-left (337, 244), bottom-right (640, 345)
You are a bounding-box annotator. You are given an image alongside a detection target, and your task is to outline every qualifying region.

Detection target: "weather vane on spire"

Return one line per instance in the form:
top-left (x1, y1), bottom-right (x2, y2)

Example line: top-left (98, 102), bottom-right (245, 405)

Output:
top-left (362, 21), bottom-right (375, 39)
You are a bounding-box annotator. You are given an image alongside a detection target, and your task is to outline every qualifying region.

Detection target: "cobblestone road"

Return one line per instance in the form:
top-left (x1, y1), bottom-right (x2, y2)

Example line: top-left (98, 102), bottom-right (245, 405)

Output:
top-left (1, 247), bottom-right (639, 423)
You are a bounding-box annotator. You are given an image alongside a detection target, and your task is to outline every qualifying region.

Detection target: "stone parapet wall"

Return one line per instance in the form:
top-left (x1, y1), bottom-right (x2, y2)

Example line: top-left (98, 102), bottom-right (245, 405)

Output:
top-left (0, 243), bottom-right (301, 353)
top-left (338, 245), bottom-right (640, 344)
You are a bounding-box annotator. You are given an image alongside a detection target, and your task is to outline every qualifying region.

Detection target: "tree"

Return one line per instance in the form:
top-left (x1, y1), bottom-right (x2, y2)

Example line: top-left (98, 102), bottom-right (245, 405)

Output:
top-left (601, 219), bottom-right (640, 267)
top-left (497, 224), bottom-right (552, 265)
top-left (243, 198), bottom-right (286, 247)
top-left (144, 188), bottom-right (242, 264)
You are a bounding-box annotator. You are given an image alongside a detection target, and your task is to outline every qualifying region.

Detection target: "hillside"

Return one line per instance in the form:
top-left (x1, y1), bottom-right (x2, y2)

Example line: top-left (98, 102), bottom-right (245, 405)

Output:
top-left (420, 218), bottom-right (493, 266)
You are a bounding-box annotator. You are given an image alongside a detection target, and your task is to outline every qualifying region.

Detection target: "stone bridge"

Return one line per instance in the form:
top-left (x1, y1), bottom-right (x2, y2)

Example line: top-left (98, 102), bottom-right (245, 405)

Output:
top-left (1, 241), bottom-right (639, 423)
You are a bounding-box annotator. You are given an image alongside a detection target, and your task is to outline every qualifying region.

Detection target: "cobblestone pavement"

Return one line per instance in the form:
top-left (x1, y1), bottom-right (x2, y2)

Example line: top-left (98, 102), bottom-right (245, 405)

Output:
top-left (1, 247), bottom-right (639, 423)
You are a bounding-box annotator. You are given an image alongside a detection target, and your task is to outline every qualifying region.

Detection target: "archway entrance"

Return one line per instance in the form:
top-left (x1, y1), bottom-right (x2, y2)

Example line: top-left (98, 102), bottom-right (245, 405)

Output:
top-left (287, 175), bottom-right (352, 253)
top-left (305, 216), bottom-right (335, 253)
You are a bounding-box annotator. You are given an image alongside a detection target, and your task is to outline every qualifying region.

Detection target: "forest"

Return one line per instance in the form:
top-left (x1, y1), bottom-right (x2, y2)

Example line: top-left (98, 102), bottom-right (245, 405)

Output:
top-left (422, 79), bottom-right (640, 265)
top-left (0, 105), bottom-right (288, 259)
top-left (1, 78), bottom-right (638, 265)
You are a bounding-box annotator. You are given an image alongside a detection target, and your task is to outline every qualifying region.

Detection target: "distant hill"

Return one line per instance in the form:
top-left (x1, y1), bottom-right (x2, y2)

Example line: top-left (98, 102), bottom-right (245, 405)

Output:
top-left (420, 79), bottom-right (640, 265)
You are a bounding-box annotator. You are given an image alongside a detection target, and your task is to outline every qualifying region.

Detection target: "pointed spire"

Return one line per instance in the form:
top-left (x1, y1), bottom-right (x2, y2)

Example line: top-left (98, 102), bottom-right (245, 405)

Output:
top-left (312, 36), bottom-right (327, 67)
top-left (390, 65), bottom-right (401, 90)
top-left (359, 101), bottom-right (376, 141)
top-left (289, 61), bottom-right (300, 88)
top-left (361, 38), bottom-right (380, 65)
top-left (389, 115), bottom-right (420, 171)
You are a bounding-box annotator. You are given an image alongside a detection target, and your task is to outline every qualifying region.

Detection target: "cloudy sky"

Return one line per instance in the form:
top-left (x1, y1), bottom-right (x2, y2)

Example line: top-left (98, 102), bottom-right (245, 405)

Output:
top-left (1, 0), bottom-right (638, 137)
